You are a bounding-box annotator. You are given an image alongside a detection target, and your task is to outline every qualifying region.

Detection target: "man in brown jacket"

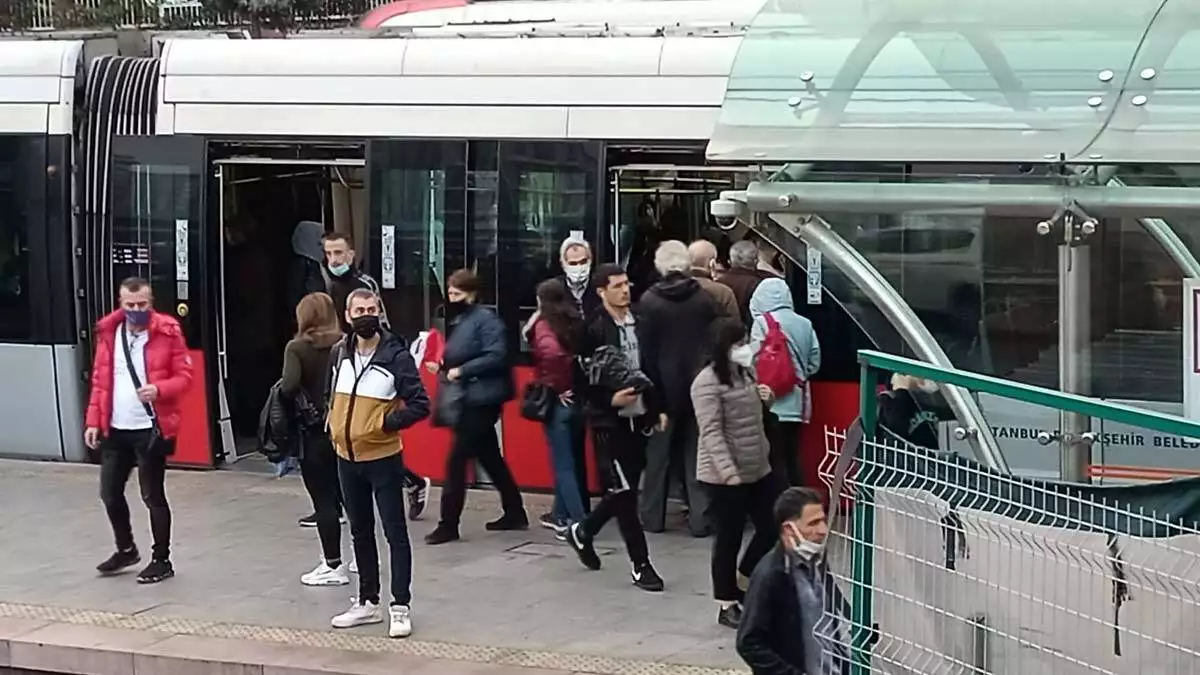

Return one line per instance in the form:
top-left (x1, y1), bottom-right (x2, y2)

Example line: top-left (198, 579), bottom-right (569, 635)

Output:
top-left (689, 239), bottom-right (741, 331)
top-left (719, 240), bottom-right (774, 331)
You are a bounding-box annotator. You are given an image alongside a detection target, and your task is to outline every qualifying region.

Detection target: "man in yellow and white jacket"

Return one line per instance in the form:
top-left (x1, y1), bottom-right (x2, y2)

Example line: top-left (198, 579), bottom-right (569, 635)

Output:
top-left (325, 288), bottom-right (429, 639)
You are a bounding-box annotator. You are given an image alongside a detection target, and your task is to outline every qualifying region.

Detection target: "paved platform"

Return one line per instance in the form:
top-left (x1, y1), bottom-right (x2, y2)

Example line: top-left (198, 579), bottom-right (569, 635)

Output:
top-left (0, 460), bottom-right (746, 675)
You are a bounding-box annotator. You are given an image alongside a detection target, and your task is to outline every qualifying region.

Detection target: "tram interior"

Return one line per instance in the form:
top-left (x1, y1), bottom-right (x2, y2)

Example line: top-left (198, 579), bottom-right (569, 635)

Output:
top-left (218, 158), bottom-right (365, 442)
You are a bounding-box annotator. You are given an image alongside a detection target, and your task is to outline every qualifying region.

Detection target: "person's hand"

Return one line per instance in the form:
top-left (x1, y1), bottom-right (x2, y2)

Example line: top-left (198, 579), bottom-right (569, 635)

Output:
top-left (756, 384), bottom-right (774, 402)
top-left (727, 474), bottom-right (743, 486)
top-left (447, 367), bottom-right (463, 382)
top-left (424, 361), bottom-right (439, 374)
top-left (657, 413), bottom-right (669, 432)
top-left (611, 387), bottom-right (638, 408)
top-left (137, 384), bottom-right (159, 403)
top-left (559, 390), bottom-right (574, 406)
top-left (84, 427), bottom-right (101, 450)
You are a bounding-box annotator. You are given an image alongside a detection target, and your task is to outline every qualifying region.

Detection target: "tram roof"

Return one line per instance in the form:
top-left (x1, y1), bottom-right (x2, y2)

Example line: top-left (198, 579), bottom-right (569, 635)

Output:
top-left (0, 40), bottom-right (83, 134)
top-left (365, 0), bottom-right (763, 32)
top-left (706, 0), bottom-right (1200, 165)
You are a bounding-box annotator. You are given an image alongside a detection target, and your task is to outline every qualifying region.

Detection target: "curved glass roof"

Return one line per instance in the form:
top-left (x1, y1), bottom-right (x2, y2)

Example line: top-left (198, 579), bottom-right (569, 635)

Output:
top-left (706, 0), bottom-right (1200, 164)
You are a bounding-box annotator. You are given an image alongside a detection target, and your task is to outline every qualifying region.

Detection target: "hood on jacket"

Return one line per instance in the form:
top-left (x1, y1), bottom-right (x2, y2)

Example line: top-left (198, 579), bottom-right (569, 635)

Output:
top-left (749, 277), bottom-right (794, 317)
top-left (292, 221), bottom-right (325, 263)
top-left (651, 272), bottom-right (703, 302)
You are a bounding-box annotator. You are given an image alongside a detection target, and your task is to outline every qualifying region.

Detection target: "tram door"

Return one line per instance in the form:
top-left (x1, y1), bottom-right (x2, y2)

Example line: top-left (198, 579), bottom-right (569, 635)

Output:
top-left (102, 136), bottom-right (217, 467)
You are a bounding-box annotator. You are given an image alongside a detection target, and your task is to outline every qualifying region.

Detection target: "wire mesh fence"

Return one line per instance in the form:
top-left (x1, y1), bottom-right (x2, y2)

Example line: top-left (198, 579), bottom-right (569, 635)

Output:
top-left (819, 423), bottom-right (1200, 675)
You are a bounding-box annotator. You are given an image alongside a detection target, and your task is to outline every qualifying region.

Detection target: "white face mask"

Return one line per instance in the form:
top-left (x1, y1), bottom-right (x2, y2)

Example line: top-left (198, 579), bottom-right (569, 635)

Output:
top-left (730, 344), bottom-right (754, 369)
top-left (564, 262), bottom-right (591, 286)
top-left (787, 524), bottom-right (826, 561)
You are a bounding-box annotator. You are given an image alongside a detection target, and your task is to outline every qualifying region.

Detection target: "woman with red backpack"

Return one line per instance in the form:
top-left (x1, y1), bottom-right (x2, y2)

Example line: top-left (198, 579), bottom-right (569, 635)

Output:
top-left (748, 278), bottom-right (822, 487)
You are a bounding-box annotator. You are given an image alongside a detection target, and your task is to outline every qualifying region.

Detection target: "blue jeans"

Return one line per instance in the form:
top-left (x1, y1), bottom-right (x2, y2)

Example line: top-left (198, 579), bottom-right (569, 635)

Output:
top-left (544, 401), bottom-right (586, 523)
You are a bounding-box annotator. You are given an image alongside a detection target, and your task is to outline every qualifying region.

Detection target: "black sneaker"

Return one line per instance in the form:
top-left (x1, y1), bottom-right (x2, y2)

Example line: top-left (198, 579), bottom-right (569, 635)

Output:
top-left (567, 522), bottom-right (601, 570)
top-left (424, 525), bottom-right (460, 545)
top-left (485, 511), bottom-right (530, 531)
top-left (96, 548), bottom-right (140, 575)
top-left (631, 562), bottom-right (664, 592)
top-left (538, 512), bottom-right (558, 530)
top-left (137, 559), bottom-right (175, 584)
top-left (717, 603), bottom-right (743, 629)
top-left (407, 477), bottom-right (431, 520)
top-left (298, 513), bottom-right (318, 528)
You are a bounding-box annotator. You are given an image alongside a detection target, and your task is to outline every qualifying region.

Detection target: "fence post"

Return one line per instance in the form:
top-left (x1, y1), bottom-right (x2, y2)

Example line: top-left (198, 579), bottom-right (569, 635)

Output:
top-left (850, 361), bottom-right (877, 675)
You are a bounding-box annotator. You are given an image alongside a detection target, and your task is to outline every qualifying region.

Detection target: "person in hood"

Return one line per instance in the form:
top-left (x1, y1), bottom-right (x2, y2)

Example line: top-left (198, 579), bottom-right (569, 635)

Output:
top-left (749, 278), bottom-right (821, 488)
top-left (318, 231), bottom-right (432, 524)
top-left (638, 240), bottom-right (720, 536)
top-left (290, 221), bottom-right (329, 315)
top-left (327, 288), bottom-right (429, 639)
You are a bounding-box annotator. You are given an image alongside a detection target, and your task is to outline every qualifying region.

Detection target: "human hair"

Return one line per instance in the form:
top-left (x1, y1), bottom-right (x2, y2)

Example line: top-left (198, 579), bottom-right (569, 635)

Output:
top-left (774, 486), bottom-right (824, 529)
top-left (321, 231), bottom-right (354, 250)
top-left (447, 268), bottom-right (481, 295)
top-left (654, 240), bottom-right (691, 276)
top-left (592, 262), bottom-right (626, 290)
top-left (729, 240), bottom-right (759, 269)
top-left (119, 276), bottom-right (150, 294)
top-left (295, 292), bottom-right (341, 342)
top-left (536, 278), bottom-right (582, 352)
top-left (688, 239), bottom-right (718, 269)
top-left (559, 237), bottom-right (591, 263)
top-left (345, 287), bottom-right (380, 311)
top-left (709, 317), bottom-right (747, 387)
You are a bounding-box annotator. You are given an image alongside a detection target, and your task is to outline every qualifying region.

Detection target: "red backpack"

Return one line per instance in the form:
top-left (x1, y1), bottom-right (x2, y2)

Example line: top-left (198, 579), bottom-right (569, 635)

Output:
top-left (756, 313), bottom-right (799, 397)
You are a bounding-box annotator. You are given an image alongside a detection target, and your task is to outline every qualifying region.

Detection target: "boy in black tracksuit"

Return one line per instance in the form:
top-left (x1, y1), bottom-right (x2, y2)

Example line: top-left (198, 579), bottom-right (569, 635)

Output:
top-left (565, 264), bottom-right (665, 592)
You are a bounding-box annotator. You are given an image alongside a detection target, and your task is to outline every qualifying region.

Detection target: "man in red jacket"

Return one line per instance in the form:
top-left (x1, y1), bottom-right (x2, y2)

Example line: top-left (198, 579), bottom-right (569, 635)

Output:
top-left (84, 277), bottom-right (194, 584)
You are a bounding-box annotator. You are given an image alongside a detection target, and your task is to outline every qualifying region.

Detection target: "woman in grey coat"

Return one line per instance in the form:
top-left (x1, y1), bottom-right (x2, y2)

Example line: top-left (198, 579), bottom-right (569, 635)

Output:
top-left (691, 318), bottom-right (782, 631)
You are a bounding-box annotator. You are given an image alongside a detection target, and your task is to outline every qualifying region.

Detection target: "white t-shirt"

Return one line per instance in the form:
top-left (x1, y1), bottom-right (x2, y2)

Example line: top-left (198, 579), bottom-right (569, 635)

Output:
top-left (111, 325), bottom-right (154, 431)
top-left (354, 349), bottom-right (375, 375)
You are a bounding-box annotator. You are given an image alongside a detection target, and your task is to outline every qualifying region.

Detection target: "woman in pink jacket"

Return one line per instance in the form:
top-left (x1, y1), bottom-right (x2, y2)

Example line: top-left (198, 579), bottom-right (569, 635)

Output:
top-left (528, 278), bottom-right (588, 538)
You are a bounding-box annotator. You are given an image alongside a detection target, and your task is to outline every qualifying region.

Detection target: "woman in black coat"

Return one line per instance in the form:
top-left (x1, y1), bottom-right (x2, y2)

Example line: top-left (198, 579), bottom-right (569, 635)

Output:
top-left (425, 269), bottom-right (527, 544)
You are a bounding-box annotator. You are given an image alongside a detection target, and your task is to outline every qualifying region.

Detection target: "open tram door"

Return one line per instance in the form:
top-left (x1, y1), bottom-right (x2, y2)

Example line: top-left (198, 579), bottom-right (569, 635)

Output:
top-left (94, 135), bottom-right (218, 468)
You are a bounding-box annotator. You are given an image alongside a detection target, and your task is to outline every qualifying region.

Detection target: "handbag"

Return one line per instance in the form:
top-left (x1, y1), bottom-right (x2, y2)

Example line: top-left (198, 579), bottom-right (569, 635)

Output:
top-left (519, 381), bottom-right (555, 422)
top-left (119, 324), bottom-right (175, 456)
top-left (431, 375), bottom-right (465, 428)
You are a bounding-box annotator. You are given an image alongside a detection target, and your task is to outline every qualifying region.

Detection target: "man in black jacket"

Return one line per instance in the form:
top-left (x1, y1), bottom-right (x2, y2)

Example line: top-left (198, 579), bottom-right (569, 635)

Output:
top-left (737, 487), bottom-right (849, 675)
top-left (565, 263), bottom-right (665, 592)
top-left (315, 232), bottom-right (432, 524)
top-left (638, 240), bottom-right (720, 536)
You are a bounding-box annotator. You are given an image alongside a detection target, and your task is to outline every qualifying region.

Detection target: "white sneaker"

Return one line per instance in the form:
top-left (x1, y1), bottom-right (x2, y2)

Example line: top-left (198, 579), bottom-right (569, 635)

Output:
top-left (331, 599), bottom-right (383, 629)
top-left (348, 558), bottom-right (358, 574)
top-left (388, 604), bottom-right (413, 638)
top-left (300, 561), bottom-right (350, 587)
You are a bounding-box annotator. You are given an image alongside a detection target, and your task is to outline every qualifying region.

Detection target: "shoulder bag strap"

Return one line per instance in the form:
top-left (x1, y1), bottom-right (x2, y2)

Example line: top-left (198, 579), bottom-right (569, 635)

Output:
top-left (120, 324), bottom-right (159, 426)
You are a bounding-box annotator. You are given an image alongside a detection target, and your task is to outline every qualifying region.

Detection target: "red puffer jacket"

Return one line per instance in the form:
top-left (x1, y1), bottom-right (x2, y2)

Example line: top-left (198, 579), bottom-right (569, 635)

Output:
top-left (85, 310), bottom-right (195, 439)
top-left (531, 319), bottom-right (574, 394)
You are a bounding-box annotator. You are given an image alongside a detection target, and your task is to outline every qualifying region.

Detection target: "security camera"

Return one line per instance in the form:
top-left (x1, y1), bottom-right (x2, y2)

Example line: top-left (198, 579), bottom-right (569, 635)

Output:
top-left (710, 198), bottom-right (740, 230)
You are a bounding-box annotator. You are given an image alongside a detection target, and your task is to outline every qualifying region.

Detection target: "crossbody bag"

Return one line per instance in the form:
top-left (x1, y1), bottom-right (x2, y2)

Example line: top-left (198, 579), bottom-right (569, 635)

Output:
top-left (120, 324), bottom-right (174, 456)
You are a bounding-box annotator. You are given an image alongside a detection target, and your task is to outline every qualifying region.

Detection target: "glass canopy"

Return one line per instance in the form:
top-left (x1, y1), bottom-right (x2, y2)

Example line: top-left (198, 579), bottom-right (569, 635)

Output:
top-left (706, 0), bottom-right (1200, 164)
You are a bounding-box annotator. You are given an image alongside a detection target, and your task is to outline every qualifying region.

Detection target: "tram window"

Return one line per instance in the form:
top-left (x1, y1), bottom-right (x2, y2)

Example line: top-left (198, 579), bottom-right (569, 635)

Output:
top-left (0, 138), bottom-right (31, 341)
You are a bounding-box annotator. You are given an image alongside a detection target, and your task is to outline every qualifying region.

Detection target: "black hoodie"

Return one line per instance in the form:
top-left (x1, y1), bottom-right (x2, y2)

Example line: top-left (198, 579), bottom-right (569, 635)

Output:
top-left (637, 272), bottom-right (721, 415)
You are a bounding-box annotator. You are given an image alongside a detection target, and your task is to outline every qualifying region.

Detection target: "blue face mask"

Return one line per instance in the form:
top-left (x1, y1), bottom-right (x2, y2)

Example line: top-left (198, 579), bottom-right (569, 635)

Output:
top-left (124, 309), bottom-right (150, 326)
top-left (329, 263), bottom-right (351, 277)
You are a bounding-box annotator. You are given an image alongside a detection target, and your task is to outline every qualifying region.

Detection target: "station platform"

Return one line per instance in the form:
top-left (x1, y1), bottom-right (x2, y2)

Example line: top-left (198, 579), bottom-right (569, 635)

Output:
top-left (0, 459), bottom-right (745, 675)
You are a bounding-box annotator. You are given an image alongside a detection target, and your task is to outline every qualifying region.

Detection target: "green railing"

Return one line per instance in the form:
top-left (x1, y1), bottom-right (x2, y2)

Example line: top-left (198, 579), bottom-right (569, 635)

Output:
top-left (849, 349), bottom-right (1200, 675)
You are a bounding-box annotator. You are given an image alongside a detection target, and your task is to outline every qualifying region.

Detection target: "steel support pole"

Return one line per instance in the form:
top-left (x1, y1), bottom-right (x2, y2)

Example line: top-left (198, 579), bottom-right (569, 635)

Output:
top-left (1058, 213), bottom-right (1093, 483)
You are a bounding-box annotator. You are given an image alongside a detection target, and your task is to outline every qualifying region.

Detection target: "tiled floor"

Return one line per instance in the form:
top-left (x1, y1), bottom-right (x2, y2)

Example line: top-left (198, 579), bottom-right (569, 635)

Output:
top-left (0, 459), bottom-right (745, 674)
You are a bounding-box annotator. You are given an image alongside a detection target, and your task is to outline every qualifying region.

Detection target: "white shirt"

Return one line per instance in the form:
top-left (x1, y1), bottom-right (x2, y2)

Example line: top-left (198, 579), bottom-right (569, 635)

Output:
top-left (111, 325), bottom-right (154, 430)
top-left (354, 349), bottom-right (375, 375)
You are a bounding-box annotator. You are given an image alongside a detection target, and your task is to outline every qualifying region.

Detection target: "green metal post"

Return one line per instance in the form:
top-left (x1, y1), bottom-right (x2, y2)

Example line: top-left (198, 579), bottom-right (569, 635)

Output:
top-left (850, 362), bottom-right (877, 675)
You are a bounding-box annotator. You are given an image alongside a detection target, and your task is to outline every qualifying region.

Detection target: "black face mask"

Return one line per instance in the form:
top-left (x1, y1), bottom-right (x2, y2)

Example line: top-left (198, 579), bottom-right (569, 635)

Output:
top-left (350, 315), bottom-right (381, 339)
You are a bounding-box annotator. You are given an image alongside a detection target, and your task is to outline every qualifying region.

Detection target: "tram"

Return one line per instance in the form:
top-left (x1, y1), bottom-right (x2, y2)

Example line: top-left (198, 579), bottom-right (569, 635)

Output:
top-left (3, 0), bottom-right (1195, 487)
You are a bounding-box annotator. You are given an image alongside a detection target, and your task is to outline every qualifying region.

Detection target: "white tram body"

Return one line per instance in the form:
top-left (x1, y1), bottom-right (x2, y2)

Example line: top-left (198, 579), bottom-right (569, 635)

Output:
top-left (0, 40), bottom-right (87, 461)
top-left (154, 31), bottom-right (743, 141)
top-left (371, 0), bottom-right (764, 32)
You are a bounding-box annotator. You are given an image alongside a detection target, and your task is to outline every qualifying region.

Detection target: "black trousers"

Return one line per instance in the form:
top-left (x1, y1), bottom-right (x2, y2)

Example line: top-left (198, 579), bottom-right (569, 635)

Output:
top-left (99, 429), bottom-right (172, 562)
top-left (765, 414), bottom-right (804, 488)
top-left (580, 422), bottom-right (650, 566)
top-left (299, 429), bottom-right (342, 564)
top-left (707, 476), bottom-right (783, 602)
top-left (339, 454), bottom-right (413, 606)
top-left (439, 404), bottom-right (524, 528)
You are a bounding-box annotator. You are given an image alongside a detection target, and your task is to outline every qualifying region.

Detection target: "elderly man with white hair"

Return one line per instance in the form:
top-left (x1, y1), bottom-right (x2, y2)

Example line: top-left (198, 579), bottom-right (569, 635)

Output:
top-left (559, 235), bottom-right (601, 318)
top-left (688, 239), bottom-right (741, 330)
top-left (636, 240), bottom-right (721, 536)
